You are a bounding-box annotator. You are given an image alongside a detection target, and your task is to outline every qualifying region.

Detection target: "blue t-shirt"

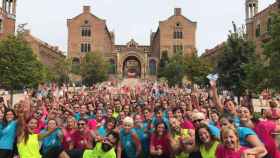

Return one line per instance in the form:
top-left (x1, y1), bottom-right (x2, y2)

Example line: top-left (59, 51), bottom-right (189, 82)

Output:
top-left (207, 124), bottom-right (220, 138)
top-left (120, 128), bottom-right (137, 158)
top-left (97, 126), bottom-right (107, 137)
top-left (0, 120), bottom-right (17, 150)
top-left (133, 127), bottom-right (149, 157)
top-left (238, 127), bottom-right (257, 147)
top-left (40, 128), bottom-right (62, 153)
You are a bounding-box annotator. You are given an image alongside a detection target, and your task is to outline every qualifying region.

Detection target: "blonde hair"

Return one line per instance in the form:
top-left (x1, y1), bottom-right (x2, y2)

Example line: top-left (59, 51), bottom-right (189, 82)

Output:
top-left (123, 116), bottom-right (134, 126)
top-left (220, 125), bottom-right (240, 148)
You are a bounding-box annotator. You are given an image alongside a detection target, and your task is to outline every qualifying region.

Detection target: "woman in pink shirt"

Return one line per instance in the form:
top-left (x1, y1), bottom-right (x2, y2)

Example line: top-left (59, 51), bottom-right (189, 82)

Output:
top-left (62, 116), bottom-right (77, 150)
top-left (150, 122), bottom-right (172, 158)
top-left (216, 126), bottom-right (253, 158)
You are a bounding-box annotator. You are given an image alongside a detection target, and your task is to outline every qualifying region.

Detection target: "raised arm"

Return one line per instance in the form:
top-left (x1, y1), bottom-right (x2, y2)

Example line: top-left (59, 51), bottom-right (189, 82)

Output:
top-left (210, 80), bottom-right (224, 112)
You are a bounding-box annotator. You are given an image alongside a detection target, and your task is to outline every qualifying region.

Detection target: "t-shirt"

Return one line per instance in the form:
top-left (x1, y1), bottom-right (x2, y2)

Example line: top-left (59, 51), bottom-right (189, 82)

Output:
top-left (17, 134), bottom-right (41, 158)
top-left (0, 120), bottom-right (17, 150)
top-left (215, 144), bottom-right (247, 158)
top-left (237, 127), bottom-right (257, 147)
top-left (72, 130), bottom-right (94, 150)
top-left (62, 128), bottom-right (77, 150)
top-left (254, 120), bottom-right (280, 158)
top-left (40, 128), bottom-right (62, 153)
top-left (180, 120), bottom-right (194, 129)
top-left (150, 133), bottom-right (171, 158)
top-left (83, 142), bottom-right (116, 158)
top-left (87, 119), bottom-right (97, 131)
top-left (172, 129), bottom-right (190, 158)
top-left (200, 141), bottom-right (219, 158)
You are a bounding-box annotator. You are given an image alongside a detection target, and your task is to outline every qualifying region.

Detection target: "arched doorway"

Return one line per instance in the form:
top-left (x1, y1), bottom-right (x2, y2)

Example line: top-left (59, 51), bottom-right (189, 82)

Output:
top-left (123, 56), bottom-right (141, 78)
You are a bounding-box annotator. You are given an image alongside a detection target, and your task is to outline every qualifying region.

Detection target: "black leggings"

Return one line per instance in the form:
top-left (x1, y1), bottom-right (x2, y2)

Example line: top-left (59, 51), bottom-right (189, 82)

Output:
top-left (0, 149), bottom-right (13, 158)
top-left (42, 146), bottom-right (64, 158)
top-left (67, 149), bottom-right (84, 158)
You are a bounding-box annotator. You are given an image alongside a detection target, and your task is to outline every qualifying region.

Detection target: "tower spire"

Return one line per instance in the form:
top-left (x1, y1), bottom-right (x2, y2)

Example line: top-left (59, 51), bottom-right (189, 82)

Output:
top-left (245, 0), bottom-right (258, 23)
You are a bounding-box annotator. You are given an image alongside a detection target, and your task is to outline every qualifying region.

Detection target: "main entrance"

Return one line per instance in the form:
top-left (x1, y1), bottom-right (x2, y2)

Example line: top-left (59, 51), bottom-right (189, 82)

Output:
top-left (123, 56), bottom-right (141, 78)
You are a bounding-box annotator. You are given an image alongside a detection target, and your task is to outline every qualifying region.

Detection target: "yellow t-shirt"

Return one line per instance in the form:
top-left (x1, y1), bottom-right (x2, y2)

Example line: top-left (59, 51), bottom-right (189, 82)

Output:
top-left (200, 141), bottom-right (219, 158)
top-left (17, 134), bottom-right (42, 158)
top-left (173, 129), bottom-right (190, 158)
top-left (83, 143), bottom-right (116, 158)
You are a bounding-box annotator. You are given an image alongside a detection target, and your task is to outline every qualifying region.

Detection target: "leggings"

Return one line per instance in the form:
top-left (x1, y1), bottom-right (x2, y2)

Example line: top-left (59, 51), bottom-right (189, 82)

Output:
top-left (0, 149), bottom-right (13, 158)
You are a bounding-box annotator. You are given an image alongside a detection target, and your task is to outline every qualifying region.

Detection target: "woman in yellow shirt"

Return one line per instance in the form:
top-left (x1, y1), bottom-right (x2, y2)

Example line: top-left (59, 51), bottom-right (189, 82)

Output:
top-left (195, 124), bottom-right (220, 158)
top-left (16, 103), bottom-right (69, 158)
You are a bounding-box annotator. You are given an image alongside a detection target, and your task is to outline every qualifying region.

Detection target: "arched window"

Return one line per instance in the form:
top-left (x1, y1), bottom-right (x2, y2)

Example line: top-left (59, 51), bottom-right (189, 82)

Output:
top-left (149, 59), bottom-right (157, 75)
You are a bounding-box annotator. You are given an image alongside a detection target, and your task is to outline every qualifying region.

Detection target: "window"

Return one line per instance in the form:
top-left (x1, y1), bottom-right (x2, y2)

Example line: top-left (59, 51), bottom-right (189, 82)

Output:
top-left (173, 30), bottom-right (183, 39)
top-left (256, 24), bottom-right (261, 37)
top-left (267, 18), bottom-right (272, 32)
top-left (80, 43), bottom-right (91, 53)
top-left (149, 59), bottom-right (157, 75)
top-left (0, 18), bottom-right (3, 33)
top-left (81, 27), bottom-right (91, 37)
top-left (173, 45), bottom-right (183, 53)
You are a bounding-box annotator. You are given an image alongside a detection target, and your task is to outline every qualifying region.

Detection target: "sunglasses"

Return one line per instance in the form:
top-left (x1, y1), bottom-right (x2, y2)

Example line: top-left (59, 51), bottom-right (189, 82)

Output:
top-left (78, 123), bottom-right (86, 126)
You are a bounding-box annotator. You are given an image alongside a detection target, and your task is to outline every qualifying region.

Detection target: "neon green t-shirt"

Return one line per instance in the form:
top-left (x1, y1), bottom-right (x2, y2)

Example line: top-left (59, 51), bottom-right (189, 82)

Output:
top-left (200, 141), bottom-right (219, 158)
top-left (17, 134), bottom-right (42, 158)
top-left (83, 142), bottom-right (116, 158)
top-left (173, 129), bottom-right (190, 158)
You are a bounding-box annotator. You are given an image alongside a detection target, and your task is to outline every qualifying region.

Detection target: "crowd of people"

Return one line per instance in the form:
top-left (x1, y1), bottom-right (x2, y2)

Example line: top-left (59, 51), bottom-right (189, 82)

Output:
top-left (0, 79), bottom-right (280, 158)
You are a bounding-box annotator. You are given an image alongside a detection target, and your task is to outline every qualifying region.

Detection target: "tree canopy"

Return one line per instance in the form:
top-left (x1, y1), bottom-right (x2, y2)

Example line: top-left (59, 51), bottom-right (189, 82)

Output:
top-left (0, 35), bottom-right (45, 90)
top-left (80, 52), bottom-right (109, 86)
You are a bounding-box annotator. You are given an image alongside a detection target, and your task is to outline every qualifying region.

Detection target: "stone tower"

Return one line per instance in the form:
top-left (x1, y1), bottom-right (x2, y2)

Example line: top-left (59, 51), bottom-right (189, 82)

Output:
top-left (245, 0), bottom-right (259, 23)
top-left (0, 0), bottom-right (17, 39)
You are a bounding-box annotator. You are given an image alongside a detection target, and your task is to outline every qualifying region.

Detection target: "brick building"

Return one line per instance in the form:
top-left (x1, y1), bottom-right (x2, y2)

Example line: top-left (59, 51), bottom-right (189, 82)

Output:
top-left (246, 0), bottom-right (280, 54)
top-left (0, 0), bottom-right (16, 40)
top-left (67, 6), bottom-right (197, 78)
top-left (201, 0), bottom-right (280, 64)
top-left (22, 30), bottom-right (66, 69)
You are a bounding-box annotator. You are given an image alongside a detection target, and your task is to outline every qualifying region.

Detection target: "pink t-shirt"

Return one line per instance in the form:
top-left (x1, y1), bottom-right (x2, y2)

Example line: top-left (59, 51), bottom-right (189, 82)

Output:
top-left (87, 119), bottom-right (97, 130)
top-left (150, 133), bottom-right (171, 158)
top-left (181, 120), bottom-right (194, 129)
top-left (216, 144), bottom-right (248, 158)
top-left (254, 120), bottom-right (280, 158)
top-left (62, 128), bottom-right (76, 150)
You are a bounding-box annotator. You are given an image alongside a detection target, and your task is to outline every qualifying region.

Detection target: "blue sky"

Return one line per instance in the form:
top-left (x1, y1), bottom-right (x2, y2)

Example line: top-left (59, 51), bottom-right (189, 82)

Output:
top-left (16, 0), bottom-right (276, 55)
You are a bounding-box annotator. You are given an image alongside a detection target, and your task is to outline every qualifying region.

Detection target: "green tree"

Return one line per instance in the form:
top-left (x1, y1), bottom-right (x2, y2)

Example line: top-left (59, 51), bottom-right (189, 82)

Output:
top-left (159, 52), bottom-right (186, 86)
top-left (53, 58), bottom-right (72, 85)
top-left (0, 35), bottom-right (45, 105)
top-left (80, 52), bottom-right (109, 86)
top-left (216, 26), bottom-right (256, 97)
top-left (157, 51), bottom-right (169, 78)
top-left (263, 11), bottom-right (280, 91)
top-left (186, 55), bottom-right (213, 86)
top-left (242, 56), bottom-right (267, 94)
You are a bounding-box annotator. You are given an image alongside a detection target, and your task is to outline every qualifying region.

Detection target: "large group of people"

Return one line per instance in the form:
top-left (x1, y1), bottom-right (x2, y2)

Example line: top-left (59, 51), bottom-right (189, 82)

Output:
top-left (0, 79), bottom-right (280, 158)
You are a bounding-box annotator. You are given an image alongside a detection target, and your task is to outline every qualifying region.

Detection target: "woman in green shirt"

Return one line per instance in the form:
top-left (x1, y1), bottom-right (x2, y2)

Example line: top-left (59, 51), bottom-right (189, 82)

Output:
top-left (16, 104), bottom-right (69, 158)
top-left (195, 124), bottom-right (220, 158)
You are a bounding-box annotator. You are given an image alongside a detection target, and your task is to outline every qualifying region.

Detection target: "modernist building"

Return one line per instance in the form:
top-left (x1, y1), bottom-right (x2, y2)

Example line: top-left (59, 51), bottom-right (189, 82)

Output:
top-left (0, 0), bottom-right (16, 39)
top-left (67, 6), bottom-right (197, 78)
